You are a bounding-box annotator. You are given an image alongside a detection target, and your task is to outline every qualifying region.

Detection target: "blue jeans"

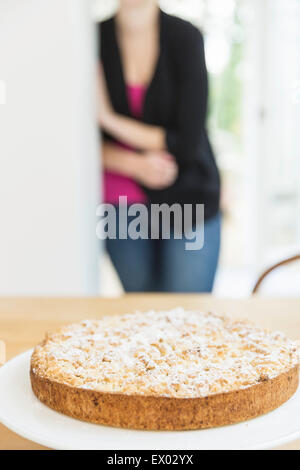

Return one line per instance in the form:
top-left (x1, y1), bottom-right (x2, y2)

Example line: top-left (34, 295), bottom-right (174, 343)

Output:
top-left (106, 212), bottom-right (221, 293)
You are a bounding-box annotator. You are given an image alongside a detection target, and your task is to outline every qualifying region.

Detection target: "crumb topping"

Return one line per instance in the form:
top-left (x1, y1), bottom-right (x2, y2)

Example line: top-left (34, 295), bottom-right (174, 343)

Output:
top-left (31, 308), bottom-right (299, 398)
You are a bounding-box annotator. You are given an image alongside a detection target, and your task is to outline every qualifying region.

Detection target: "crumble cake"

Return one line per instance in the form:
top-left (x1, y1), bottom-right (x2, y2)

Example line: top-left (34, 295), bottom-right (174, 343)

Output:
top-left (30, 308), bottom-right (299, 430)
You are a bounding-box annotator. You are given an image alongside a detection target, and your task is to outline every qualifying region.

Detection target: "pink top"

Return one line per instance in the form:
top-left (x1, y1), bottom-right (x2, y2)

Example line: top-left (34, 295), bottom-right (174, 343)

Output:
top-left (103, 84), bottom-right (148, 204)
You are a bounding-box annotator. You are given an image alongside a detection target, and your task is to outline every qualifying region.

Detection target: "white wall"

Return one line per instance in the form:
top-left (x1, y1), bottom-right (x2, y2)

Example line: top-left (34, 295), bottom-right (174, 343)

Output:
top-left (0, 0), bottom-right (100, 295)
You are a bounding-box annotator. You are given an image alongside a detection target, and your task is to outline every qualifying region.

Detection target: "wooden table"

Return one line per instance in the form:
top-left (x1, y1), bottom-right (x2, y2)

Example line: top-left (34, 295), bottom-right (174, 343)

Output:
top-left (1, 295), bottom-right (300, 450)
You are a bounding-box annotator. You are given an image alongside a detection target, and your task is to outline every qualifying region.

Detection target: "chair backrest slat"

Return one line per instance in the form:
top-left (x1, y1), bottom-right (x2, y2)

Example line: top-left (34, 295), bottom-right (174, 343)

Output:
top-left (252, 255), bottom-right (300, 294)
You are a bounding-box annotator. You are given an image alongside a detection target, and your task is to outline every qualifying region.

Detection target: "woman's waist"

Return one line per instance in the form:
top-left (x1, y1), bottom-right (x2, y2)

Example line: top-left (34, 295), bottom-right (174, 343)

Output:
top-left (104, 170), bottom-right (147, 204)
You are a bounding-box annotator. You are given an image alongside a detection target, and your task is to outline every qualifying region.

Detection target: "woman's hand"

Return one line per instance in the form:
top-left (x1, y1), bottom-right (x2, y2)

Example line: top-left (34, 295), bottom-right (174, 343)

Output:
top-left (102, 143), bottom-right (177, 190)
top-left (98, 63), bottom-right (114, 128)
top-left (134, 151), bottom-right (178, 190)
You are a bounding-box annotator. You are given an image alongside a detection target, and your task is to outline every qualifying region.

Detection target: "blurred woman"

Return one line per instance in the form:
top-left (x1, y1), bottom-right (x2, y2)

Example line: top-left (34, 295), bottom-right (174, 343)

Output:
top-left (98, 0), bottom-right (221, 292)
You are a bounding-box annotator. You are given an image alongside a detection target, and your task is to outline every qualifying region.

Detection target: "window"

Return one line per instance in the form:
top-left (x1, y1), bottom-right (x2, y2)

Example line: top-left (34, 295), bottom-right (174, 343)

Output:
top-left (93, 0), bottom-right (300, 295)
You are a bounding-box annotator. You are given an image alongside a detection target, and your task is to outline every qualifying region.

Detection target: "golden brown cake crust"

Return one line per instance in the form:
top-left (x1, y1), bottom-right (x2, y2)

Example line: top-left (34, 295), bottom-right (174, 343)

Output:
top-left (30, 364), bottom-right (299, 431)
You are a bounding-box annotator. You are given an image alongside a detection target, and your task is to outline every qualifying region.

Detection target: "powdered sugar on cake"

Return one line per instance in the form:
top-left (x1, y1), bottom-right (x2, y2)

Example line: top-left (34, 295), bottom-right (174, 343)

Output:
top-left (31, 309), bottom-right (299, 398)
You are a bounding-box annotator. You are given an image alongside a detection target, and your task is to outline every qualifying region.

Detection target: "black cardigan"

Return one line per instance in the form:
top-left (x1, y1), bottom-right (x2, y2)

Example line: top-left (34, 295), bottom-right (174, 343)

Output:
top-left (99, 10), bottom-right (220, 220)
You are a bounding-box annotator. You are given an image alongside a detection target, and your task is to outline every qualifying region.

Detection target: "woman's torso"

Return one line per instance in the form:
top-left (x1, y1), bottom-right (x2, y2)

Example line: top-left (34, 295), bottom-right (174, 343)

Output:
top-left (100, 10), bottom-right (220, 220)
